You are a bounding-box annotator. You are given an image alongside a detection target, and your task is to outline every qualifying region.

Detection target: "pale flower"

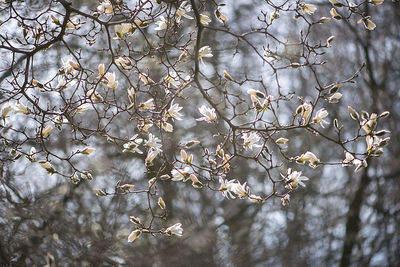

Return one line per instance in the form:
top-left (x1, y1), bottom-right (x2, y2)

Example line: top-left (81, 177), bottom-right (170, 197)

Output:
top-left (160, 121), bottom-right (173, 132)
top-left (123, 135), bottom-right (143, 154)
top-left (139, 73), bottom-right (155, 85)
top-left (328, 92), bottom-right (342, 103)
top-left (114, 23), bottom-right (135, 39)
top-left (296, 103), bottom-right (312, 124)
top-left (330, 8), bottom-right (342, 20)
top-left (166, 101), bottom-right (183, 120)
top-left (296, 151), bottom-right (320, 168)
top-left (56, 76), bottom-right (73, 90)
top-left (196, 105), bottom-right (217, 123)
top-left (127, 230), bottom-right (141, 243)
top-left (283, 168), bottom-right (309, 189)
top-left (75, 103), bottom-right (92, 114)
top-left (42, 125), bottom-right (53, 137)
top-left (241, 132), bottom-right (261, 150)
top-left (361, 113), bottom-right (377, 134)
top-left (26, 147), bottom-right (37, 162)
top-left (326, 35), bottom-right (335, 47)
top-left (39, 160), bottom-right (56, 174)
top-left (97, 1), bottom-right (114, 15)
top-left (144, 133), bottom-right (162, 151)
top-left (354, 159), bottom-right (368, 172)
top-left (301, 3), bottom-right (317, 15)
top-left (97, 64), bottom-right (105, 79)
top-left (115, 56), bottom-right (132, 70)
top-left (342, 152), bottom-right (354, 166)
top-left (230, 181), bottom-right (250, 199)
top-left (139, 99), bottom-right (155, 110)
top-left (164, 71), bottom-right (181, 88)
top-left (86, 89), bottom-right (104, 103)
top-left (247, 89), bottom-right (265, 98)
top-left (154, 16), bottom-right (168, 31)
top-left (81, 147), bottom-right (95, 155)
top-left (219, 177), bottom-right (237, 199)
top-left (175, 1), bottom-right (193, 23)
top-left (145, 148), bottom-right (160, 165)
top-left (171, 167), bottom-right (191, 182)
top-left (104, 72), bottom-right (118, 90)
top-left (369, 0), bottom-right (384, 5)
top-left (198, 46), bottom-right (213, 64)
top-left (164, 223), bottom-right (183, 237)
top-left (14, 102), bottom-right (31, 115)
top-left (200, 14), bottom-right (211, 25)
top-left (214, 7), bottom-right (228, 23)
top-left (312, 108), bottom-right (329, 127)
top-left (360, 17), bottom-right (376, 30)
top-left (276, 137), bottom-right (289, 145)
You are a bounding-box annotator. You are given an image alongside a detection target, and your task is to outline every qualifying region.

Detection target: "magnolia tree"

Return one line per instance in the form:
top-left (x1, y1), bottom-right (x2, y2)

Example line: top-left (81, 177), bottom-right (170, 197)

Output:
top-left (0, 0), bottom-right (391, 245)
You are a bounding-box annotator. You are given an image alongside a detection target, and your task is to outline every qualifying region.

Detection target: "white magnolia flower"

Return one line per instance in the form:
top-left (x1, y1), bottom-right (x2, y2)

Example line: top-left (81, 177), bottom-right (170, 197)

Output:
top-left (97, 1), bottom-right (114, 15)
top-left (283, 168), bottom-right (309, 189)
top-left (139, 73), bottom-right (155, 85)
top-left (354, 159), bottom-right (368, 172)
top-left (330, 8), bottom-right (341, 20)
top-left (97, 64), bottom-right (105, 79)
top-left (359, 17), bottom-right (376, 30)
top-left (42, 125), bottom-right (53, 137)
top-left (139, 99), bottom-right (155, 110)
top-left (123, 135), bottom-right (143, 154)
top-left (342, 152), bottom-right (354, 166)
top-left (86, 89), bottom-right (104, 103)
top-left (114, 23), bottom-right (134, 39)
top-left (160, 121), bottom-right (173, 132)
top-left (230, 181), bottom-right (250, 199)
top-left (75, 103), bottom-right (92, 114)
top-left (296, 103), bottom-right (312, 124)
top-left (104, 72), bottom-right (118, 90)
top-left (196, 105), bottom-right (217, 123)
top-left (146, 148), bottom-right (160, 165)
top-left (56, 76), bottom-right (74, 90)
top-left (81, 147), bottom-right (95, 155)
top-left (145, 133), bottom-right (162, 151)
top-left (247, 89), bottom-right (265, 98)
top-left (13, 102), bottom-right (31, 115)
top-left (164, 223), bottom-right (183, 237)
top-left (166, 101), bottom-right (183, 120)
top-left (219, 177), bottom-right (237, 199)
top-left (276, 137), bottom-right (289, 145)
top-left (127, 230), bottom-right (141, 243)
top-left (198, 46), bottom-right (213, 64)
top-left (154, 16), bottom-right (168, 31)
top-left (61, 58), bottom-right (80, 74)
top-left (175, 1), bottom-right (193, 23)
top-left (241, 132), bottom-right (261, 150)
top-left (66, 17), bottom-right (81, 30)
top-left (171, 166), bottom-right (191, 182)
top-left (369, 0), bottom-right (384, 5)
top-left (27, 147), bottom-right (37, 162)
top-left (1, 102), bottom-right (13, 123)
top-left (328, 92), bottom-right (342, 103)
top-left (301, 3), bottom-right (317, 15)
top-left (115, 56), bottom-right (132, 70)
top-left (39, 160), bottom-right (56, 174)
top-left (296, 151), bottom-right (320, 168)
top-left (164, 71), bottom-right (181, 88)
top-left (362, 113), bottom-right (377, 134)
top-left (200, 14), bottom-right (211, 25)
top-left (312, 108), bottom-right (329, 127)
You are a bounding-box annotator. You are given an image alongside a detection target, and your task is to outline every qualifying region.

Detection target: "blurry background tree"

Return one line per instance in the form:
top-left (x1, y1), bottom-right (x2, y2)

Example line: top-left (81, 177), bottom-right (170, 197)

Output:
top-left (0, 0), bottom-right (399, 266)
